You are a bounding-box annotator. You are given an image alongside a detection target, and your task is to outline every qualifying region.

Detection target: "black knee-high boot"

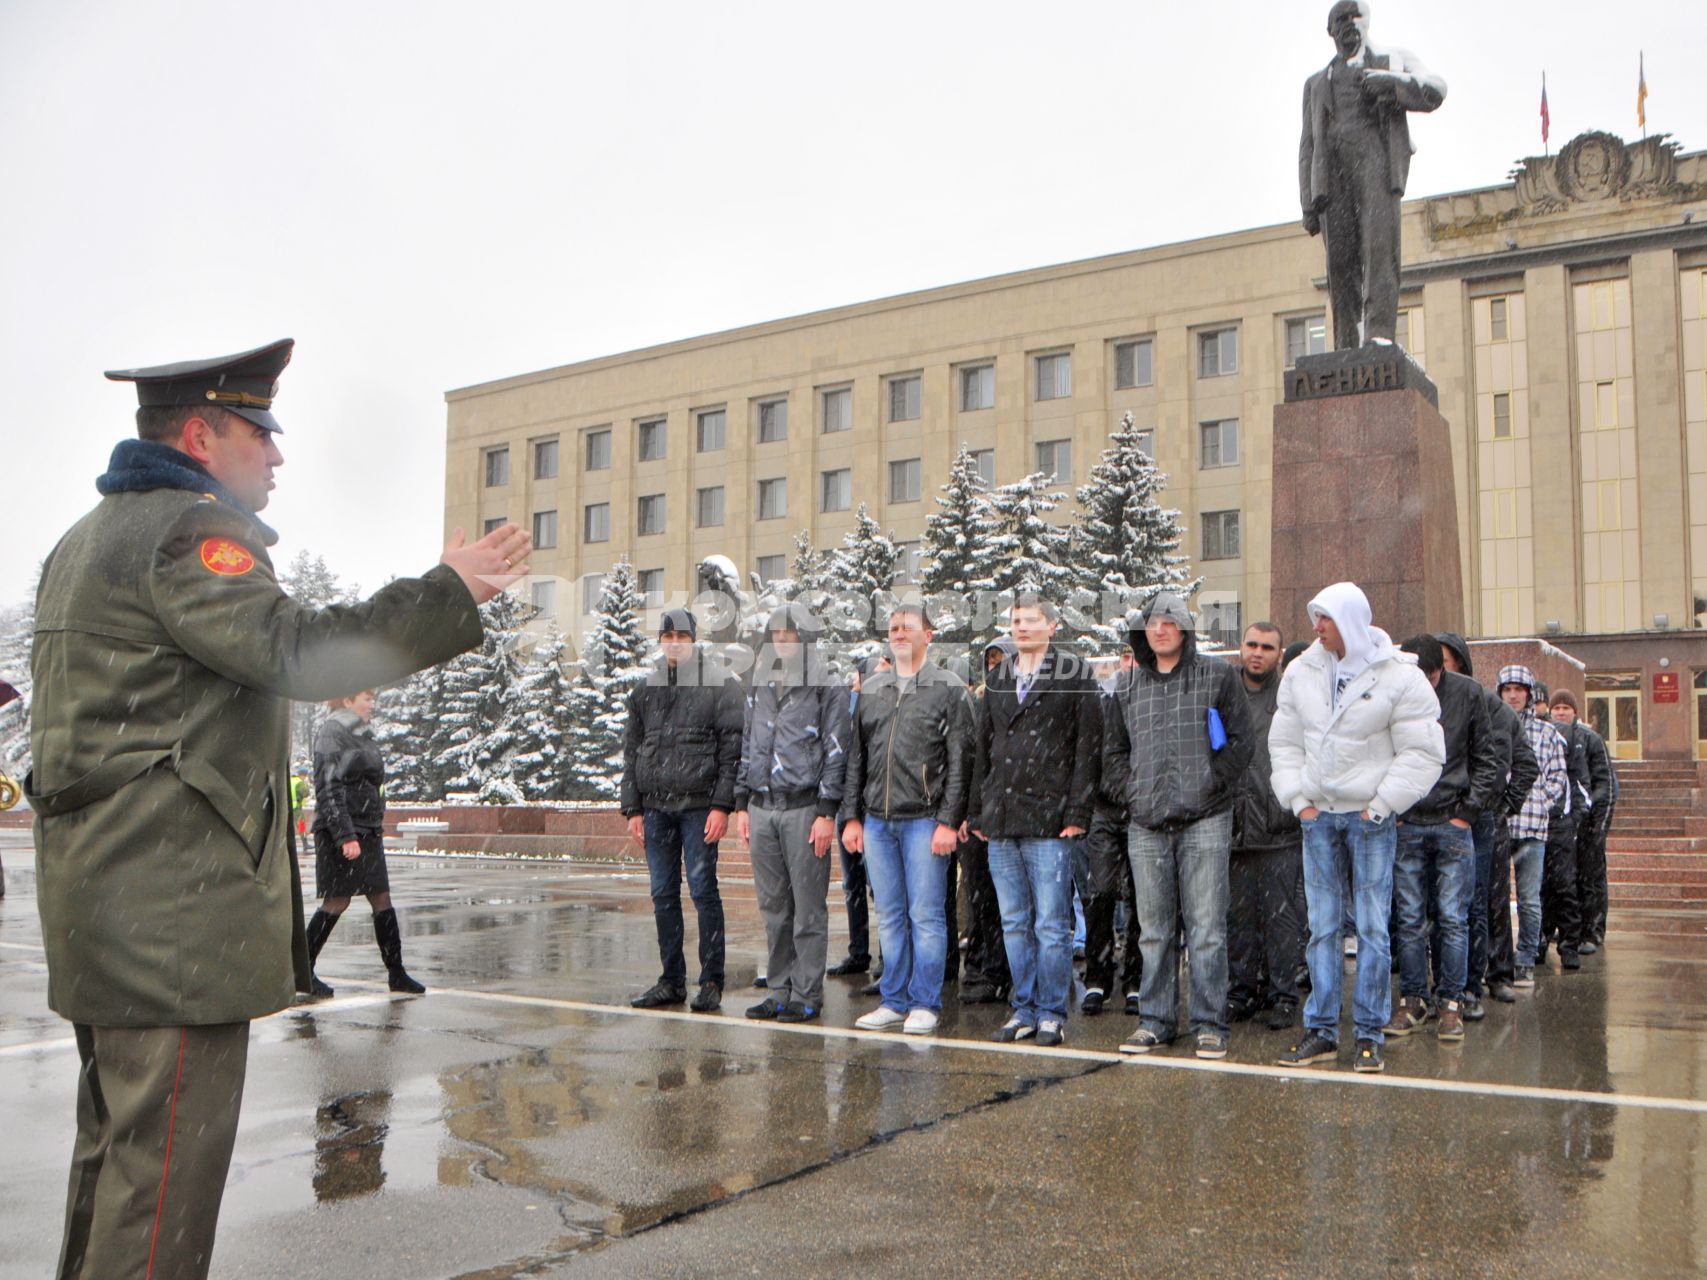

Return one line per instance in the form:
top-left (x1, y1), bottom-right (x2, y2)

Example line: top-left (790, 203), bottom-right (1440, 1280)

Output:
top-left (305, 908), bottom-right (340, 999)
top-left (373, 907), bottom-right (425, 994)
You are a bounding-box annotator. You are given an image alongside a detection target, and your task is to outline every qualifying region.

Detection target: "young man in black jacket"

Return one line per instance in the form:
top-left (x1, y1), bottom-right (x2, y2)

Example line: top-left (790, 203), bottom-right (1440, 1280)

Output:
top-left (1106, 592), bottom-right (1253, 1060)
top-left (1228, 621), bottom-right (1306, 1031)
top-left (1549, 690), bottom-right (1617, 949)
top-left (622, 608), bottom-right (744, 1013)
top-left (1437, 632), bottom-right (1539, 1010)
top-left (1386, 636), bottom-right (1503, 1042)
top-left (1539, 689), bottom-right (1610, 968)
top-left (1082, 642), bottom-right (1142, 1018)
top-left (840, 603), bottom-right (972, 1036)
top-left (970, 595), bottom-right (1101, 1046)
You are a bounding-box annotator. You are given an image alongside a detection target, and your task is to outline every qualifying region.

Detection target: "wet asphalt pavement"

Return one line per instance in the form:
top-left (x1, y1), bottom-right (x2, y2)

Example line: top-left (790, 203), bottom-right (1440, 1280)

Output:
top-left (3, 830), bottom-right (1707, 1278)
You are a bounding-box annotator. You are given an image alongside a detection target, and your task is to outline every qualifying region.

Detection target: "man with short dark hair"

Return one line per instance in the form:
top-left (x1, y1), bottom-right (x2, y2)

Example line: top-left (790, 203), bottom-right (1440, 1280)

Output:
top-left (31, 340), bottom-right (527, 1278)
top-left (1385, 635), bottom-right (1501, 1043)
top-left (1495, 666), bottom-right (1567, 989)
top-left (1549, 690), bottom-right (1617, 950)
top-left (1228, 621), bottom-right (1306, 1030)
top-left (623, 608), bottom-right (745, 1013)
top-left (1107, 592), bottom-right (1253, 1060)
top-left (1543, 690), bottom-right (1613, 967)
top-left (972, 594), bottom-right (1101, 1046)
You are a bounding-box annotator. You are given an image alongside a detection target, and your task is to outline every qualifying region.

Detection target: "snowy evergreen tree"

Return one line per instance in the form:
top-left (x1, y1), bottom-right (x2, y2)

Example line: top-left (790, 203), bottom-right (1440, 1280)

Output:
top-left (0, 579), bottom-right (36, 781)
top-left (278, 550), bottom-right (359, 768)
top-left (919, 444), bottom-right (988, 637)
top-left (510, 620), bottom-right (575, 801)
top-left (436, 590), bottom-right (535, 798)
top-left (372, 665), bottom-right (452, 801)
top-left (566, 561), bottom-right (651, 801)
top-left (1071, 411), bottom-right (1201, 645)
top-left (967, 471), bottom-right (1075, 638)
top-left (823, 504), bottom-right (899, 644)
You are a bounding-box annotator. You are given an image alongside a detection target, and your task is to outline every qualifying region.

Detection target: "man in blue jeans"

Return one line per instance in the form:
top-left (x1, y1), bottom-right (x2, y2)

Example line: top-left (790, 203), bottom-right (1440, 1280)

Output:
top-left (621, 609), bottom-right (745, 1013)
top-left (1385, 636), bottom-right (1502, 1044)
top-left (840, 604), bottom-right (971, 1036)
top-left (1104, 593), bottom-right (1252, 1060)
top-left (1269, 583), bottom-right (1443, 1073)
top-left (970, 595), bottom-right (1101, 1046)
top-left (1495, 665), bottom-right (1567, 989)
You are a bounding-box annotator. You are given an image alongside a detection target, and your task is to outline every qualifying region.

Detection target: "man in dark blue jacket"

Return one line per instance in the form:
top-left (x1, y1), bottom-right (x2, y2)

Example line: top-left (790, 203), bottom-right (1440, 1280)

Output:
top-left (622, 608), bottom-right (744, 1013)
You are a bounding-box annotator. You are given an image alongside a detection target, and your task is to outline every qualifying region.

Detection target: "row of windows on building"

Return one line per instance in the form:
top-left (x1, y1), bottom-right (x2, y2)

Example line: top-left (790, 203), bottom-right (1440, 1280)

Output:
top-left (486, 415), bottom-right (1244, 517)
top-left (478, 315), bottom-right (1342, 490)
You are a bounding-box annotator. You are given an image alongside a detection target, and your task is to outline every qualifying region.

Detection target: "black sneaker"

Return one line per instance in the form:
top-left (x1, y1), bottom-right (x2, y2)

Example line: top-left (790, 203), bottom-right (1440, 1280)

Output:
top-left (775, 1001), bottom-right (820, 1023)
top-left (1354, 1038), bottom-right (1384, 1073)
top-left (1514, 966), bottom-right (1536, 989)
top-left (1123, 993), bottom-right (1142, 1017)
top-left (1119, 1027), bottom-right (1171, 1055)
top-left (1081, 988), bottom-right (1106, 1016)
top-left (689, 982), bottom-right (722, 1012)
top-left (959, 983), bottom-right (1006, 1004)
top-left (1035, 1019), bottom-right (1065, 1047)
top-left (753, 973), bottom-right (769, 989)
top-left (1277, 1031), bottom-right (1338, 1067)
top-left (859, 978), bottom-right (883, 998)
top-left (992, 1017), bottom-right (1036, 1043)
top-left (309, 975), bottom-right (335, 1001)
top-left (1225, 999), bottom-right (1259, 1024)
top-left (827, 956), bottom-right (871, 977)
top-left (1195, 1030), bottom-right (1229, 1060)
top-left (1491, 981), bottom-right (1518, 1003)
top-left (1266, 1000), bottom-right (1299, 1031)
top-left (1560, 948), bottom-right (1581, 971)
top-left (1461, 995), bottom-right (1486, 1022)
top-left (746, 997), bottom-right (785, 1020)
top-left (631, 982), bottom-right (687, 1009)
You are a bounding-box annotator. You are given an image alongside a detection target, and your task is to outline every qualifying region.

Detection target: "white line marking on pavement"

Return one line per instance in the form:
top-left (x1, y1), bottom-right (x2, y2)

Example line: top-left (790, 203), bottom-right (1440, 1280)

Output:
top-left (429, 987), bottom-right (1707, 1117)
top-left (0, 1037), bottom-right (77, 1059)
top-left (0, 941), bottom-right (46, 953)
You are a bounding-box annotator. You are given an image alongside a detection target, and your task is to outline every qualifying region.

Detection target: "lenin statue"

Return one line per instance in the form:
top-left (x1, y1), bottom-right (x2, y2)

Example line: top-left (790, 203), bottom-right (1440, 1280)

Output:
top-left (1300, 1), bottom-right (1446, 349)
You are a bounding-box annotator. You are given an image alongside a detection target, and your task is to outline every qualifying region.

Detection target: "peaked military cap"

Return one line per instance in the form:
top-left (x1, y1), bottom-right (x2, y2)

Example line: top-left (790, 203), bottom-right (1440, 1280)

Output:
top-left (105, 337), bottom-right (294, 434)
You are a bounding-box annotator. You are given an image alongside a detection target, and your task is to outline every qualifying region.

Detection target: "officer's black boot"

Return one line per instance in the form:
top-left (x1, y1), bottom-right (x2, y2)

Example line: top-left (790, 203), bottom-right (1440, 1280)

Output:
top-left (304, 908), bottom-right (339, 999)
top-left (374, 907), bottom-right (426, 994)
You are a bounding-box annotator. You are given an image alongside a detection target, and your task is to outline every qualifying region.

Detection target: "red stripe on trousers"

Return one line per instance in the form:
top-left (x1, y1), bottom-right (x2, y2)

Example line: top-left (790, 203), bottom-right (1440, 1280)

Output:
top-left (145, 1028), bottom-right (189, 1279)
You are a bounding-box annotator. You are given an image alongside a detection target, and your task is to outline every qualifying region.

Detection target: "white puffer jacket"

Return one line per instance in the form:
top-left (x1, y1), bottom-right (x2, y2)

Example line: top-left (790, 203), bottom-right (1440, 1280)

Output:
top-left (1269, 638), bottom-right (1445, 822)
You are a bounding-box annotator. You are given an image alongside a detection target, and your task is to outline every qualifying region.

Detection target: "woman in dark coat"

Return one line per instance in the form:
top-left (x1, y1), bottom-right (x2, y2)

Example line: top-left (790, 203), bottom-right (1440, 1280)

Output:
top-left (305, 689), bottom-right (425, 996)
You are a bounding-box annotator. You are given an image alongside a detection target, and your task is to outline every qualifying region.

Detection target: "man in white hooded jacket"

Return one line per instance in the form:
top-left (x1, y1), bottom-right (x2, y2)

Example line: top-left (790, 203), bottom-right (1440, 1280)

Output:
top-left (1268, 582), bottom-right (1444, 1073)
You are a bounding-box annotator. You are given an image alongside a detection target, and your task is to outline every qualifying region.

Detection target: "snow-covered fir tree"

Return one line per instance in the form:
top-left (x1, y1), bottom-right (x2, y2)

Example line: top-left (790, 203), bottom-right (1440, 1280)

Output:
top-left (967, 471), bottom-right (1075, 636)
top-left (1071, 411), bottom-right (1201, 645)
top-left (0, 579), bottom-right (36, 781)
top-left (278, 550), bottom-right (359, 768)
top-left (919, 444), bottom-right (988, 637)
top-left (566, 561), bottom-right (651, 801)
top-left (510, 620), bottom-right (575, 801)
top-left (435, 590), bottom-right (535, 799)
top-left (824, 504), bottom-right (899, 644)
top-left (372, 665), bottom-right (451, 801)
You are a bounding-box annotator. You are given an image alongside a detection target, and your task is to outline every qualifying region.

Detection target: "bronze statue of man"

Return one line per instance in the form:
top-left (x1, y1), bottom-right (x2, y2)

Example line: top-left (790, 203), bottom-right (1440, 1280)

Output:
top-left (1300, 1), bottom-right (1445, 349)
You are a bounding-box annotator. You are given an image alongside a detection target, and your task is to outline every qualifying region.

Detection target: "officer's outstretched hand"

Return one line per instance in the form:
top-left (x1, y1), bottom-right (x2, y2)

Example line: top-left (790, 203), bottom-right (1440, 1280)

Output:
top-left (442, 524), bottom-right (533, 604)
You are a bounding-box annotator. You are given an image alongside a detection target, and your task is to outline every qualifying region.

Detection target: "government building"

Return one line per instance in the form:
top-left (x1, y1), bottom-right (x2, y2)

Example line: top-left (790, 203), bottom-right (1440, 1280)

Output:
top-left (445, 129), bottom-right (1707, 760)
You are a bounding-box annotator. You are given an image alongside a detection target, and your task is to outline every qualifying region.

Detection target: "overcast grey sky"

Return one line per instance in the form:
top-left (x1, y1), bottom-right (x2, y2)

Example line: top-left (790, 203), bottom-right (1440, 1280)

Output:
top-left (2, 0), bottom-right (1701, 606)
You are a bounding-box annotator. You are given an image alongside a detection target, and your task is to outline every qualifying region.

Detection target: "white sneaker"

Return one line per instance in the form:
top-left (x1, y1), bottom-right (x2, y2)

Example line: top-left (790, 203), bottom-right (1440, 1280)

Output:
top-left (902, 1008), bottom-right (939, 1036)
top-left (855, 1006), bottom-right (907, 1031)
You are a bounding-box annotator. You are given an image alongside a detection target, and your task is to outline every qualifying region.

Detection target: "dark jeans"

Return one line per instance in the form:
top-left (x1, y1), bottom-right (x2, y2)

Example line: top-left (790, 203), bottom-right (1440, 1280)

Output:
top-left (838, 846), bottom-right (871, 964)
top-left (959, 834), bottom-right (1011, 991)
top-left (1085, 807), bottom-right (1141, 996)
top-left (1540, 815), bottom-right (1583, 953)
top-left (643, 808), bottom-right (725, 988)
top-left (1484, 820), bottom-right (1516, 986)
top-left (1227, 844), bottom-right (1304, 1009)
top-left (1394, 821), bottom-right (1474, 1001)
top-left (1577, 808), bottom-right (1611, 943)
top-left (1466, 810), bottom-right (1496, 997)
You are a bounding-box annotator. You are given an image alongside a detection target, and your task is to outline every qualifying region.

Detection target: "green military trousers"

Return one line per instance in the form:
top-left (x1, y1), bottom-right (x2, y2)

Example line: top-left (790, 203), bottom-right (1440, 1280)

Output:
top-left (56, 1021), bottom-right (250, 1280)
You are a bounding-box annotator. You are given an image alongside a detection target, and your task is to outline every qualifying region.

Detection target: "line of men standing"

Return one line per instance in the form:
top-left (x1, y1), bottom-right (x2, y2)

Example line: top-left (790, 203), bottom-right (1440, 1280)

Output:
top-left (617, 581), bottom-right (1617, 1072)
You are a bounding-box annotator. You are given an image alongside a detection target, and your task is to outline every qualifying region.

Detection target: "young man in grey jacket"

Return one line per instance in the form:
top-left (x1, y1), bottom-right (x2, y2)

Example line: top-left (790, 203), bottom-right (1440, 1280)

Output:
top-left (1105, 592), bottom-right (1253, 1061)
top-left (735, 604), bottom-right (849, 1024)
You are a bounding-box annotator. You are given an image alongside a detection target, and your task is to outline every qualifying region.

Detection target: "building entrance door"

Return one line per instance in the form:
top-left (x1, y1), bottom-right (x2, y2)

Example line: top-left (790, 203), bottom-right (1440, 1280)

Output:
top-left (1586, 672), bottom-right (1642, 760)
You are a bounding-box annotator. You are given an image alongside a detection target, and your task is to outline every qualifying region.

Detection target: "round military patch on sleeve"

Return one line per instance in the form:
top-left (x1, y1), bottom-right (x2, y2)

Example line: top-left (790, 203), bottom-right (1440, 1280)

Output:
top-left (199, 537), bottom-right (256, 576)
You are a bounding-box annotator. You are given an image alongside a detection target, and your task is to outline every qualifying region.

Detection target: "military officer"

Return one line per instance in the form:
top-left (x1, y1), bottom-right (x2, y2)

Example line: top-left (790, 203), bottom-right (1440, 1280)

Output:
top-left (27, 338), bottom-right (530, 1279)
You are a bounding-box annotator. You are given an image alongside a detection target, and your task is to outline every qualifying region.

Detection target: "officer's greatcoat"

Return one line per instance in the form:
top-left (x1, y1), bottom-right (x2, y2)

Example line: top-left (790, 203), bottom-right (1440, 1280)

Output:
top-left (28, 442), bottom-right (482, 1026)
